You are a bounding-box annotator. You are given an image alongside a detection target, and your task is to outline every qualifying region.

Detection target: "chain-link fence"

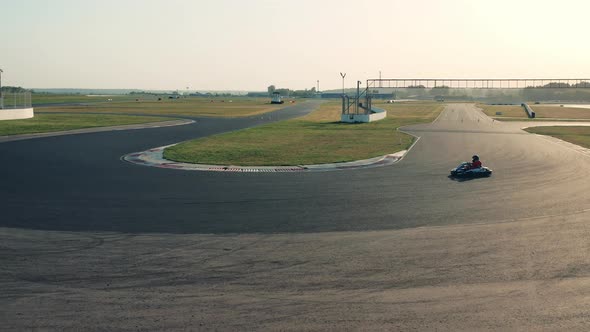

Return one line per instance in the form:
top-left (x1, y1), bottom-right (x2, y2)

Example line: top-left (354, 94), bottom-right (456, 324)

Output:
top-left (0, 92), bottom-right (32, 109)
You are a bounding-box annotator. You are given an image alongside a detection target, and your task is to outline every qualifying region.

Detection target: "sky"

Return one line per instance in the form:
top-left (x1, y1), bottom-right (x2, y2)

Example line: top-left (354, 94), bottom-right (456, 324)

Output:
top-left (1, 0), bottom-right (589, 91)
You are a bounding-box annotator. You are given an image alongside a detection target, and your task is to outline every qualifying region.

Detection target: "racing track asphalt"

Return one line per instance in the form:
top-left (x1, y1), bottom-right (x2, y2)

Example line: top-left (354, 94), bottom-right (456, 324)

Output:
top-left (1, 103), bottom-right (590, 234)
top-left (5, 103), bottom-right (590, 330)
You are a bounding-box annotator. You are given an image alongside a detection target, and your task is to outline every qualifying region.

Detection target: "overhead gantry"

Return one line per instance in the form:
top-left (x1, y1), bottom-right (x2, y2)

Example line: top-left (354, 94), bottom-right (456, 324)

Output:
top-left (341, 78), bottom-right (590, 123)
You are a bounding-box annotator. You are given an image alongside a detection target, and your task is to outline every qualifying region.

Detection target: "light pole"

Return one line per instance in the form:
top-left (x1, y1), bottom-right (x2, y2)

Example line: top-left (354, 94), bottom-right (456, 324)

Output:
top-left (356, 80), bottom-right (362, 114)
top-left (340, 72), bottom-right (346, 95)
top-left (317, 80), bottom-right (319, 94)
top-left (357, 80), bottom-right (362, 99)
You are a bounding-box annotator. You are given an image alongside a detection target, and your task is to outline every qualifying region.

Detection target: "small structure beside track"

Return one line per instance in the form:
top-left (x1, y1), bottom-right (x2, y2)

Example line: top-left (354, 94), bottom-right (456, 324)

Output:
top-left (0, 92), bottom-right (34, 120)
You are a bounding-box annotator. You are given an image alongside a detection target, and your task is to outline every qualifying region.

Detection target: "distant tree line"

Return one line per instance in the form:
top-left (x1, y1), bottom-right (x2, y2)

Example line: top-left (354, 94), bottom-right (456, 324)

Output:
top-left (263, 84), bottom-right (318, 98)
top-left (128, 91), bottom-right (236, 97)
top-left (197, 92), bottom-right (234, 97)
top-left (525, 81), bottom-right (590, 89)
top-left (1, 86), bottom-right (30, 93)
top-left (128, 91), bottom-right (154, 95)
top-left (387, 82), bottom-right (590, 102)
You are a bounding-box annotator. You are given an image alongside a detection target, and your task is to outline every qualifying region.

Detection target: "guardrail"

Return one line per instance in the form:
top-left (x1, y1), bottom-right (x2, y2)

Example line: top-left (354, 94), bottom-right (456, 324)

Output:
top-left (522, 103), bottom-right (535, 118)
top-left (0, 92), bottom-right (32, 109)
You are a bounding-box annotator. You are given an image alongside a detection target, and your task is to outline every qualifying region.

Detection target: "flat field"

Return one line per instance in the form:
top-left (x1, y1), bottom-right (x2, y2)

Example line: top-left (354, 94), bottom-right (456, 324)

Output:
top-left (0, 113), bottom-right (175, 136)
top-left (529, 105), bottom-right (590, 119)
top-left (525, 126), bottom-right (590, 148)
top-left (32, 94), bottom-right (141, 105)
top-left (479, 104), bottom-right (590, 120)
top-left (163, 101), bottom-right (444, 166)
top-left (39, 97), bottom-right (283, 117)
top-left (478, 104), bottom-right (527, 118)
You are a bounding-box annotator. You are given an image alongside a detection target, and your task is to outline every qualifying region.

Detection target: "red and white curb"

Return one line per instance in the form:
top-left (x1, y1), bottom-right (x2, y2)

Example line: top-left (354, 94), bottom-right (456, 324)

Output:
top-left (122, 144), bottom-right (407, 172)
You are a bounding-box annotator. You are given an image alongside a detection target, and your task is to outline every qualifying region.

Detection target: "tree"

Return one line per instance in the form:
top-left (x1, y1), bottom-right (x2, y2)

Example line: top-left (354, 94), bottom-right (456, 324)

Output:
top-left (276, 88), bottom-right (290, 96)
top-left (1, 86), bottom-right (28, 93)
top-left (267, 85), bottom-right (276, 95)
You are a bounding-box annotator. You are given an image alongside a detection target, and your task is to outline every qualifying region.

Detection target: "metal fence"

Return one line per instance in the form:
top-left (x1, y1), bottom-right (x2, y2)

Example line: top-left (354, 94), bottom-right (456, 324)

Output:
top-left (342, 81), bottom-right (373, 115)
top-left (366, 78), bottom-right (590, 89)
top-left (0, 92), bottom-right (32, 109)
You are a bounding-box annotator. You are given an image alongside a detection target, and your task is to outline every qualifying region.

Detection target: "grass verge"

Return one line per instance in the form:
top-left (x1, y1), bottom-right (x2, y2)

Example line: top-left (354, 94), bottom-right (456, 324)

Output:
top-left (163, 101), bottom-right (444, 166)
top-left (524, 126), bottom-right (590, 148)
top-left (32, 94), bottom-right (139, 105)
top-left (39, 97), bottom-right (285, 117)
top-left (0, 113), bottom-right (176, 136)
top-left (479, 104), bottom-right (590, 120)
top-left (527, 105), bottom-right (590, 119)
top-left (478, 104), bottom-right (527, 118)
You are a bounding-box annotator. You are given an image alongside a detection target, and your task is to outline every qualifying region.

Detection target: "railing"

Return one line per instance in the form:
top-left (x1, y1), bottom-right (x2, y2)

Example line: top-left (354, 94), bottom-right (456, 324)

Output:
top-left (342, 82), bottom-right (372, 115)
top-left (365, 78), bottom-right (590, 89)
top-left (0, 92), bottom-right (32, 109)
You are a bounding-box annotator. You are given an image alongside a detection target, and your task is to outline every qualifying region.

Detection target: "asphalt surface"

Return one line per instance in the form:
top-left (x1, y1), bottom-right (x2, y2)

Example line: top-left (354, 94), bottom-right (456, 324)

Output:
top-left (2, 103), bottom-right (589, 234)
top-left (3, 103), bottom-right (590, 330)
top-left (1, 100), bottom-right (328, 234)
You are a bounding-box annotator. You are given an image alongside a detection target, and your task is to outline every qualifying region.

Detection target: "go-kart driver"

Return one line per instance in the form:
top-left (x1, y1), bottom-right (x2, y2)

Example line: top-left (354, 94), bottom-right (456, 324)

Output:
top-left (469, 155), bottom-right (482, 169)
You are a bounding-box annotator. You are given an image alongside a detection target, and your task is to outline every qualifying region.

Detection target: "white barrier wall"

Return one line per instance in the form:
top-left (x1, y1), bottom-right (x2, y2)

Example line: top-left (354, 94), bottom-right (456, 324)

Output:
top-left (340, 107), bottom-right (387, 123)
top-left (522, 103), bottom-right (535, 118)
top-left (0, 108), bottom-right (34, 121)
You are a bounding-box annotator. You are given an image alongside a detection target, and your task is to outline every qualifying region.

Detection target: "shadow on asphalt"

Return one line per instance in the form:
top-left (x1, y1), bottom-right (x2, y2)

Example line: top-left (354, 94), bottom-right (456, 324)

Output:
top-left (447, 174), bottom-right (491, 182)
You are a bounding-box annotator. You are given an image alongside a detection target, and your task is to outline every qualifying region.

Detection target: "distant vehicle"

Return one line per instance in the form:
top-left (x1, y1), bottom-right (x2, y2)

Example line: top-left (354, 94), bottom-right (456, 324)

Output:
top-left (450, 162), bottom-right (492, 178)
top-left (386, 100), bottom-right (395, 104)
top-left (271, 91), bottom-right (284, 104)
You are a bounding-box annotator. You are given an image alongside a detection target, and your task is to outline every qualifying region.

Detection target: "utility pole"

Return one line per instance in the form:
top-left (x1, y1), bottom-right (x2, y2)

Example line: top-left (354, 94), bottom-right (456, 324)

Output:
top-left (356, 80), bottom-right (362, 114)
top-left (340, 72), bottom-right (346, 95)
top-left (317, 80), bottom-right (320, 94)
top-left (357, 80), bottom-right (361, 99)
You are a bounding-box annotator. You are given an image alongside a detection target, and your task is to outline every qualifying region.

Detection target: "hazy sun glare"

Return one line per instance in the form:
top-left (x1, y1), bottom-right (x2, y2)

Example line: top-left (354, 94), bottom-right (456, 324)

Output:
top-left (1, 0), bottom-right (588, 90)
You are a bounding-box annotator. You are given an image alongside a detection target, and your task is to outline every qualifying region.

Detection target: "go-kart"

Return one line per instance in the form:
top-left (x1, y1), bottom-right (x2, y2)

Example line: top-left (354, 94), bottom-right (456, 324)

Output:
top-left (450, 162), bottom-right (492, 177)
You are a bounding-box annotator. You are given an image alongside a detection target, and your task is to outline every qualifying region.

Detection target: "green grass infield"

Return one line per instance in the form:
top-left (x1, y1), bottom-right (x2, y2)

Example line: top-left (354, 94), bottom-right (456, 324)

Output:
top-left (525, 126), bottom-right (590, 149)
top-left (163, 102), bottom-right (444, 166)
top-left (39, 96), bottom-right (285, 117)
top-left (0, 113), bottom-right (176, 136)
top-left (479, 104), bottom-right (590, 120)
